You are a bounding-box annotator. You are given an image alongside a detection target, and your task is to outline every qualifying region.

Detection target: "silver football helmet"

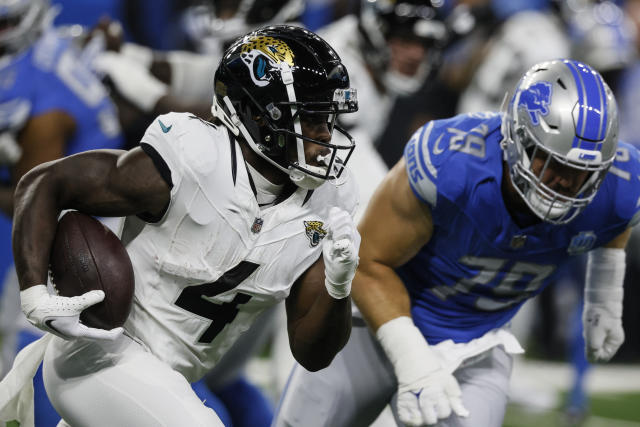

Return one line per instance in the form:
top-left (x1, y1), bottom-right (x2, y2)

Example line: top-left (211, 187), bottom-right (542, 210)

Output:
top-left (0, 0), bottom-right (50, 56)
top-left (502, 59), bottom-right (618, 224)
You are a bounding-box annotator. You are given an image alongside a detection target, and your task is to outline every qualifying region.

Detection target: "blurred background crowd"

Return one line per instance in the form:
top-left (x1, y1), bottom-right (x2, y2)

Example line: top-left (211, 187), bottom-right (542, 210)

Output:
top-left (0, 0), bottom-right (639, 426)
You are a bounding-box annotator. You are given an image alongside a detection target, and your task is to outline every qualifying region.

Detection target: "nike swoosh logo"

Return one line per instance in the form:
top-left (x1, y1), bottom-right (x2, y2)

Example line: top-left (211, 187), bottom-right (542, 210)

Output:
top-left (158, 119), bottom-right (172, 133)
top-left (44, 319), bottom-right (62, 335)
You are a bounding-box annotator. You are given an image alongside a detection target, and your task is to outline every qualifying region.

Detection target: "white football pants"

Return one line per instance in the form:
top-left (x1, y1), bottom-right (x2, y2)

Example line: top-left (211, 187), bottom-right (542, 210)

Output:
top-left (43, 334), bottom-right (223, 427)
top-left (273, 319), bottom-right (513, 427)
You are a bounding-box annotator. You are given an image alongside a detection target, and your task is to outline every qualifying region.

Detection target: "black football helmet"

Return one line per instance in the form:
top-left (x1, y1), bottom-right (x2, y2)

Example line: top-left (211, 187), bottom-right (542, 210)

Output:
top-left (358, 0), bottom-right (449, 95)
top-left (212, 25), bottom-right (358, 189)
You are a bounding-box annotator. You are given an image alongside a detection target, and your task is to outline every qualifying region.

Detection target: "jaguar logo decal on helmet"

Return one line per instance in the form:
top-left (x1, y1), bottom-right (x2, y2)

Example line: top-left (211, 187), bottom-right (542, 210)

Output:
top-left (304, 220), bottom-right (327, 247)
top-left (240, 36), bottom-right (295, 87)
top-left (518, 81), bottom-right (552, 125)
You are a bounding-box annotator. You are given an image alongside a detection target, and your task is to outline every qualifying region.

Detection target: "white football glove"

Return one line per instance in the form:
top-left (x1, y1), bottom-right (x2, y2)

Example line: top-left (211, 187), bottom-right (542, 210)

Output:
top-left (322, 207), bottom-right (361, 299)
top-left (20, 284), bottom-right (123, 341)
top-left (377, 317), bottom-right (469, 426)
top-left (583, 303), bottom-right (624, 362)
top-left (92, 51), bottom-right (168, 113)
top-left (583, 247), bottom-right (625, 363)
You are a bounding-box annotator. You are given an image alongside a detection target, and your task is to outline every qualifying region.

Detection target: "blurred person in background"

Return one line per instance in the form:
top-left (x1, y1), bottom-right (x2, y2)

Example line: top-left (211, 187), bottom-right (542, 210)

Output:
top-left (318, 0), bottom-right (450, 215)
top-left (274, 58), bottom-right (636, 427)
top-left (0, 0), bottom-right (124, 425)
top-left (454, 0), bottom-right (570, 114)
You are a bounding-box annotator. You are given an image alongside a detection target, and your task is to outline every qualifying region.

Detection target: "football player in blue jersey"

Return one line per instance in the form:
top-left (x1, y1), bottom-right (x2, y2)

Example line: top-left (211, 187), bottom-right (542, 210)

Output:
top-left (273, 59), bottom-right (637, 427)
top-left (0, 0), bottom-right (123, 214)
top-left (0, 1), bottom-right (124, 425)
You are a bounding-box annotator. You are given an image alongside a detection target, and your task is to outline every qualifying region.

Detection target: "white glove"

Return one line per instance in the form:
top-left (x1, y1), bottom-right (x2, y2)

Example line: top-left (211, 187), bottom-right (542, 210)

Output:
top-left (20, 284), bottom-right (123, 341)
top-left (322, 207), bottom-right (361, 299)
top-left (92, 51), bottom-right (168, 113)
top-left (377, 317), bottom-right (469, 426)
top-left (583, 302), bottom-right (624, 362)
top-left (583, 247), bottom-right (625, 362)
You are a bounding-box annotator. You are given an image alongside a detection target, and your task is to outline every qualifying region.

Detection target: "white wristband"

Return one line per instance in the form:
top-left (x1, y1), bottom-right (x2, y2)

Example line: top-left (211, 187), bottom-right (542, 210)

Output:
top-left (585, 247), bottom-right (625, 316)
top-left (376, 316), bottom-right (441, 377)
top-left (20, 284), bottom-right (49, 316)
top-left (324, 278), bottom-right (351, 300)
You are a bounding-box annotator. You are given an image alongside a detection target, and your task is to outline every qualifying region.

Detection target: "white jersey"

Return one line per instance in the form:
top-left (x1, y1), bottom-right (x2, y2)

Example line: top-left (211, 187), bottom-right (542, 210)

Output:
top-left (120, 112), bottom-right (358, 382)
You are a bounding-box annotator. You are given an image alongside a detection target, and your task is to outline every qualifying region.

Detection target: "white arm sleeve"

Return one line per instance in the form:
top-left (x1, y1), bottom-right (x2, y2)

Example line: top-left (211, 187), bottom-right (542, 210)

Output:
top-left (585, 247), bottom-right (625, 313)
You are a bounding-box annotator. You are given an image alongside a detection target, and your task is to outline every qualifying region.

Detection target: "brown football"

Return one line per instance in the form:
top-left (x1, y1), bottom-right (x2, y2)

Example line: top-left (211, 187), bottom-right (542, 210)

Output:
top-left (49, 211), bottom-right (134, 330)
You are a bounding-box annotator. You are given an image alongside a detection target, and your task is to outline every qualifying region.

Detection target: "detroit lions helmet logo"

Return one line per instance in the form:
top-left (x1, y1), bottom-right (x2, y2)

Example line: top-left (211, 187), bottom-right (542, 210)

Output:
top-left (304, 220), bottom-right (327, 247)
top-left (518, 81), bottom-right (552, 125)
top-left (240, 36), bottom-right (295, 87)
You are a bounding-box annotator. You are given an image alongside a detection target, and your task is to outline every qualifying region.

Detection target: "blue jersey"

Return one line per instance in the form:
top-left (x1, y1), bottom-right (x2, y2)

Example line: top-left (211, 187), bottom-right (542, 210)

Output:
top-left (0, 29), bottom-right (122, 153)
top-left (401, 112), bottom-right (640, 344)
top-left (0, 29), bottom-right (123, 284)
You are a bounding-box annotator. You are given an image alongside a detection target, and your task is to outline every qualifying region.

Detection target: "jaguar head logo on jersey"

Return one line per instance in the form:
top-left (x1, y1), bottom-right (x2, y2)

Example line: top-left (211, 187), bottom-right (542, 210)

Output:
top-left (240, 36), bottom-right (295, 87)
top-left (518, 81), bottom-right (552, 126)
top-left (304, 220), bottom-right (327, 247)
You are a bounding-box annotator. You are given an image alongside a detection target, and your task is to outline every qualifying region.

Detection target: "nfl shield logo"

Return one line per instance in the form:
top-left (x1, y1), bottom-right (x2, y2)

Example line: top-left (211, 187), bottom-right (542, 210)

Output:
top-left (568, 231), bottom-right (596, 255)
top-left (251, 218), bottom-right (263, 234)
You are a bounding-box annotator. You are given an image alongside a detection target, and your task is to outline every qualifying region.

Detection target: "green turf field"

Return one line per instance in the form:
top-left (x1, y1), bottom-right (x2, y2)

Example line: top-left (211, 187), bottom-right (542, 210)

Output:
top-left (504, 392), bottom-right (640, 427)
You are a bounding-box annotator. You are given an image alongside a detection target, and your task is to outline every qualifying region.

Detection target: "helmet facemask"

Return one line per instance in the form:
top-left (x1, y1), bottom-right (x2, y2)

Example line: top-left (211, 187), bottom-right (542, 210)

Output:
top-left (504, 122), bottom-right (613, 224)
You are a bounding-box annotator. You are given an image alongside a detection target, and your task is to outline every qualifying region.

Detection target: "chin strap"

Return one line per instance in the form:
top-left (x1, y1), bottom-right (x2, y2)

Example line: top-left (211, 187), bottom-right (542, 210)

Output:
top-left (279, 62), bottom-right (306, 171)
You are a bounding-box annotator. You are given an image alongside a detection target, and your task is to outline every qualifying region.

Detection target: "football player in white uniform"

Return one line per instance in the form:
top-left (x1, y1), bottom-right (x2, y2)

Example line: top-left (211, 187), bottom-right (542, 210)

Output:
top-left (11, 25), bottom-right (360, 426)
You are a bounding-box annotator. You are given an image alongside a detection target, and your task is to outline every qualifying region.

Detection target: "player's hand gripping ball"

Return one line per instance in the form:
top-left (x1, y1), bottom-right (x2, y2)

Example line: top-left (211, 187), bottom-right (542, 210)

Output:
top-left (49, 211), bottom-right (134, 330)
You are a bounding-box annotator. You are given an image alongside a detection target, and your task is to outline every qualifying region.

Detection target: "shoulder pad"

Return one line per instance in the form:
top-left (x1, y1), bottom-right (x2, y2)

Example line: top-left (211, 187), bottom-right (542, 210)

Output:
top-left (403, 113), bottom-right (503, 208)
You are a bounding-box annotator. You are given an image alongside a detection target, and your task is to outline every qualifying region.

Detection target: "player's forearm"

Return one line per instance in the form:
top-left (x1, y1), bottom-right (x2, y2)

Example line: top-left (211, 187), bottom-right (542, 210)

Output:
top-left (288, 293), bottom-right (352, 372)
top-left (352, 261), bottom-right (412, 333)
top-left (13, 164), bottom-right (63, 290)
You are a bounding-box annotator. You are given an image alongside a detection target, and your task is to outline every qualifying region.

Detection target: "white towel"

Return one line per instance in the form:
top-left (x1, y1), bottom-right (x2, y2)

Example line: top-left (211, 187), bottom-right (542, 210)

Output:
top-left (0, 334), bottom-right (53, 427)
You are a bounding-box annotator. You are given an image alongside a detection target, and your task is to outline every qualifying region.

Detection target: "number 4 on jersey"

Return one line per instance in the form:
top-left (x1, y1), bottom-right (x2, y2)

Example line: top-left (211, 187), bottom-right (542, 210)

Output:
top-left (174, 261), bottom-right (260, 344)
